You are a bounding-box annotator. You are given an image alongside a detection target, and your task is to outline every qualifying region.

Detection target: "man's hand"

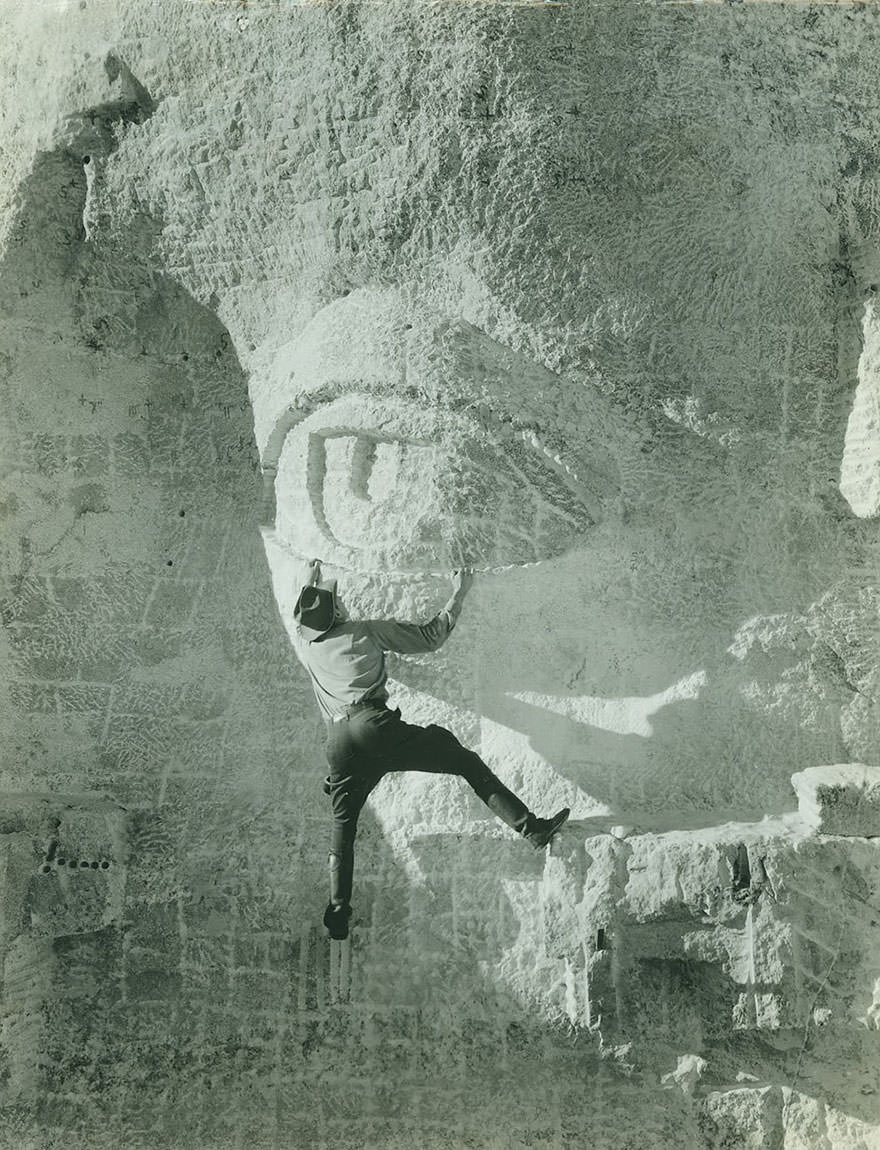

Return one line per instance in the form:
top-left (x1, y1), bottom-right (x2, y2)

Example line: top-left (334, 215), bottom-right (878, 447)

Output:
top-left (443, 567), bottom-right (474, 626)
top-left (451, 568), bottom-right (474, 597)
top-left (304, 558), bottom-right (322, 587)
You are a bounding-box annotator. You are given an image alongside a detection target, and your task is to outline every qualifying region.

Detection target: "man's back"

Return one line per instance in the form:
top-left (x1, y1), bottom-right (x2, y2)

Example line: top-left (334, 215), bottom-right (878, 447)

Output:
top-left (293, 614), bottom-right (455, 720)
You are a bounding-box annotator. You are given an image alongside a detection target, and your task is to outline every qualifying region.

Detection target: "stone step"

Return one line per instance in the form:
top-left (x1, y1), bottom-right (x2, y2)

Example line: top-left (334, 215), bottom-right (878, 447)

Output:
top-left (791, 764), bottom-right (880, 837)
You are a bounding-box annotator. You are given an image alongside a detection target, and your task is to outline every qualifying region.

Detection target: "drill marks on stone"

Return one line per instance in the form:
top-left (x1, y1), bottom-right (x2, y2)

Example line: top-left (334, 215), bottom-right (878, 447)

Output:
top-left (1, 935), bottom-right (55, 1098)
top-left (734, 901), bottom-right (777, 1031)
top-left (39, 854), bottom-right (112, 875)
top-left (296, 926), bottom-right (329, 1014)
top-left (789, 935), bottom-right (846, 1091)
top-left (563, 939), bottom-right (603, 1031)
top-left (328, 936), bottom-right (352, 1005)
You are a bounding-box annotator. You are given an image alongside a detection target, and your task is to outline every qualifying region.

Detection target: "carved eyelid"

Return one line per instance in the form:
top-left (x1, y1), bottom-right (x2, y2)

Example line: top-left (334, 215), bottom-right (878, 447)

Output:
top-left (262, 390), bottom-right (606, 572)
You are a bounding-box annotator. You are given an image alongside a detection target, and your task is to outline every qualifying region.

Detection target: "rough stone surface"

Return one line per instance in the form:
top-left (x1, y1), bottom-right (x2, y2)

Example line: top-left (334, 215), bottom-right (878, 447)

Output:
top-left (1, 2), bottom-right (880, 1148)
top-left (792, 763), bottom-right (880, 837)
top-left (841, 299), bottom-right (880, 519)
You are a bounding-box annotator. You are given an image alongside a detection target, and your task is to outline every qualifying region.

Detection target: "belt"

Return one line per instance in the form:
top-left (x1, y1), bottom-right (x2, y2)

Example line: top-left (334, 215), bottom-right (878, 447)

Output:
top-left (329, 698), bottom-right (388, 723)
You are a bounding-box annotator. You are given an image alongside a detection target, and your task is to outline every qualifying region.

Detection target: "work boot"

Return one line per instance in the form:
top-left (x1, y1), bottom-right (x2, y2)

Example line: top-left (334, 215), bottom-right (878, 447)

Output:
top-left (323, 901), bottom-right (352, 940)
top-left (524, 807), bottom-right (570, 849)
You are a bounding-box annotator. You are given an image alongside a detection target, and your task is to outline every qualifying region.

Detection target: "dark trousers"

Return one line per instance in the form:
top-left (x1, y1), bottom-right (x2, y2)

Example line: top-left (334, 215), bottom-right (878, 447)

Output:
top-left (323, 704), bottom-right (534, 906)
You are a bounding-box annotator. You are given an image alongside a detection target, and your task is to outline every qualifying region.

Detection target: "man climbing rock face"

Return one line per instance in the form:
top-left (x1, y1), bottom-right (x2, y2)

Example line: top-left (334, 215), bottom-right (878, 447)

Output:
top-left (291, 559), bottom-right (570, 940)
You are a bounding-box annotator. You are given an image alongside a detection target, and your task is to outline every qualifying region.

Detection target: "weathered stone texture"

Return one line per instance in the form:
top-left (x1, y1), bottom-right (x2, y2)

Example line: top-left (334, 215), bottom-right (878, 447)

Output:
top-left (792, 763), bottom-right (880, 837)
top-left (2, 1), bottom-right (880, 1148)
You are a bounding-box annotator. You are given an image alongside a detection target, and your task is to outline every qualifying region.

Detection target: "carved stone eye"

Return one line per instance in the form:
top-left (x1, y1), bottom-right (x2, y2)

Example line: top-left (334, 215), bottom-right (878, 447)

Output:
top-left (306, 430), bottom-right (444, 559)
top-left (269, 393), bottom-right (602, 572)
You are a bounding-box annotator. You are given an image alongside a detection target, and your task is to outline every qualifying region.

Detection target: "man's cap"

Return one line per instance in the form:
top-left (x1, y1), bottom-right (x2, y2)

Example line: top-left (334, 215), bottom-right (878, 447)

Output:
top-left (294, 579), bottom-right (338, 641)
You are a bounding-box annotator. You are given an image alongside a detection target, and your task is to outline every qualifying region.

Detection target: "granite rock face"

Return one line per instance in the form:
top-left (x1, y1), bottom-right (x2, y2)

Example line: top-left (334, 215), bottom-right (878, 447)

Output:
top-left (792, 764), bottom-right (880, 837)
top-left (1, 3), bottom-right (880, 1148)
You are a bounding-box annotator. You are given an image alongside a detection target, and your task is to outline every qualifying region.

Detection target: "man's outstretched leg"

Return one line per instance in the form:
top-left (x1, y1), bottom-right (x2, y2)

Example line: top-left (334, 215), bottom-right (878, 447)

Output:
top-left (470, 759), bottom-right (570, 849)
top-left (385, 718), bottom-right (570, 849)
top-left (525, 807), bottom-right (571, 848)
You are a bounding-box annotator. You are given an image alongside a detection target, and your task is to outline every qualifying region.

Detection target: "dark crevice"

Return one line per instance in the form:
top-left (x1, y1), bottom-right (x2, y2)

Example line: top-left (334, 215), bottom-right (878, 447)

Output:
top-left (732, 842), bottom-right (751, 902)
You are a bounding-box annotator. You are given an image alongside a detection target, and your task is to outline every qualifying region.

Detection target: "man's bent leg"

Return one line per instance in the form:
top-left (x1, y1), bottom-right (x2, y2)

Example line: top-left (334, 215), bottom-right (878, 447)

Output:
top-left (469, 766), bottom-right (531, 834)
top-left (466, 755), bottom-right (571, 848)
top-left (388, 720), bottom-right (569, 847)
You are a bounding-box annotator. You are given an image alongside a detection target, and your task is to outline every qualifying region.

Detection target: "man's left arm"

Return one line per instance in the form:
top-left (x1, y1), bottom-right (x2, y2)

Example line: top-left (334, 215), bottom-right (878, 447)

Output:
top-left (301, 558), bottom-right (322, 589)
top-left (289, 559), bottom-right (323, 659)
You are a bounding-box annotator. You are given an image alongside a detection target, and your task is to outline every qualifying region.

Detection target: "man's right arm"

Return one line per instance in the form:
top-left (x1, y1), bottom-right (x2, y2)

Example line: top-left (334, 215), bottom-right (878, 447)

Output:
top-left (440, 568), bottom-right (473, 629)
top-left (301, 557), bottom-right (322, 589)
top-left (367, 569), bottom-right (474, 654)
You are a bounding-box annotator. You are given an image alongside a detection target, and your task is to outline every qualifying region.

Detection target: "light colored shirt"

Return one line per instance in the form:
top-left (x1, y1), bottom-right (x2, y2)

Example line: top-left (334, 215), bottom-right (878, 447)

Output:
top-left (292, 608), bottom-right (458, 721)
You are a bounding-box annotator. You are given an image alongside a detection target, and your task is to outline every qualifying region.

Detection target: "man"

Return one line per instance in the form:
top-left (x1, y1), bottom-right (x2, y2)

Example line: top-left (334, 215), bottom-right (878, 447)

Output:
top-left (292, 559), bottom-right (570, 940)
